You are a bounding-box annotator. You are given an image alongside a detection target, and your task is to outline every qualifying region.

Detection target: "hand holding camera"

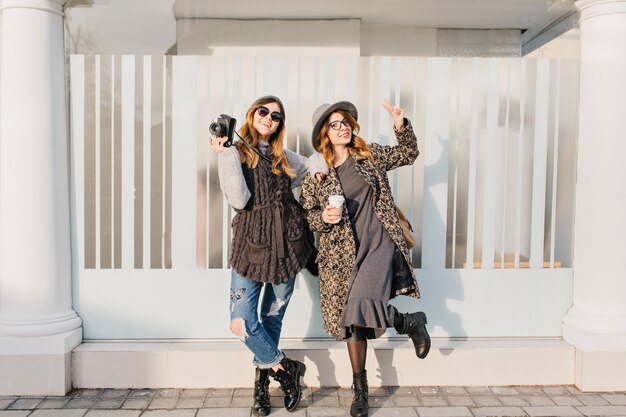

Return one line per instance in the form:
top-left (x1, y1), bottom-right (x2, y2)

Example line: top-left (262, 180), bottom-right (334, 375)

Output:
top-left (208, 113), bottom-right (268, 161)
top-left (208, 114), bottom-right (237, 148)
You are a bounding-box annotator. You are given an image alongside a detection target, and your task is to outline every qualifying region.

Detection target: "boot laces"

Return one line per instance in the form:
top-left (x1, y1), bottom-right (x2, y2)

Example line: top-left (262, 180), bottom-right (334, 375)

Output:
top-left (351, 383), bottom-right (368, 401)
top-left (273, 372), bottom-right (296, 394)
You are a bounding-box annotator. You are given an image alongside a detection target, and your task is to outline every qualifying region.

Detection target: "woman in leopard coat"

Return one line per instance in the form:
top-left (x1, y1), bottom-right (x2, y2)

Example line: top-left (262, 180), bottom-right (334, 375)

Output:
top-left (300, 100), bottom-right (430, 417)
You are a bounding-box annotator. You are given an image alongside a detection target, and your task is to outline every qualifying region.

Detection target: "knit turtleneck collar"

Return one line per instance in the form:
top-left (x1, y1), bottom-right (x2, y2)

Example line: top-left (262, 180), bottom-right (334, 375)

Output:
top-left (258, 139), bottom-right (270, 155)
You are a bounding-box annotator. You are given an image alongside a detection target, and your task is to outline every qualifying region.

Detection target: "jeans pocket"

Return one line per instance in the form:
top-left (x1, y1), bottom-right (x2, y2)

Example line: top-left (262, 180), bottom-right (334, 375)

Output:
top-left (245, 238), bottom-right (268, 264)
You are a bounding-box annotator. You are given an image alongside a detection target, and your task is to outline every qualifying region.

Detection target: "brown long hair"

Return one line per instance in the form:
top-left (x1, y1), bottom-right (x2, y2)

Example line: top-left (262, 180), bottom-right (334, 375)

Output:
top-left (318, 111), bottom-right (372, 166)
top-left (236, 97), bottom-right (295, 177)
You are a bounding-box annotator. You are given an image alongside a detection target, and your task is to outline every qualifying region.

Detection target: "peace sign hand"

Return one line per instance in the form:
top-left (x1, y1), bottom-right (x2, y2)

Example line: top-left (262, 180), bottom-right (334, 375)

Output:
top-left (382, 99), bottom-right (405, 131)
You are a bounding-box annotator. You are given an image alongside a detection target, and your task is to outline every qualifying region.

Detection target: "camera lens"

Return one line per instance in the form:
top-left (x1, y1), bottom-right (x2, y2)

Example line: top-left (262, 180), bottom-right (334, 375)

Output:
top-left (209, 122), bottom-right (223, 136)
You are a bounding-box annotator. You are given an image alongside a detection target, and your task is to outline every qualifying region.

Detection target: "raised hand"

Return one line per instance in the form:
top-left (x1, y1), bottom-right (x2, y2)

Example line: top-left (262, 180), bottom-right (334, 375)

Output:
top-left (382, 99), bottom-right (405, 131)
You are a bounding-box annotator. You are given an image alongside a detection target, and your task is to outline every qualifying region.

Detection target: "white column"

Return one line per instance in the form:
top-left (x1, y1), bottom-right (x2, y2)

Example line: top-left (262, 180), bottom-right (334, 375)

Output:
top-left (0, 0), bottom-right (82, 395)
top-left (563, 0), bottom-right (626, 391)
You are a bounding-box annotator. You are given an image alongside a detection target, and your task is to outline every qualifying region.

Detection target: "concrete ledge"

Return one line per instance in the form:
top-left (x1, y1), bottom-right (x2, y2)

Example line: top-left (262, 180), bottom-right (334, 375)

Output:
top-left (72, 338), bottom-right (575, 388)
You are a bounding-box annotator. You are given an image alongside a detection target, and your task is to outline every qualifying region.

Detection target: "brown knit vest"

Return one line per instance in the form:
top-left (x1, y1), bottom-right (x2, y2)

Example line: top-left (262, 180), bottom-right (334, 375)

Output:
top-left (229, 154), bottom-right (314, 284)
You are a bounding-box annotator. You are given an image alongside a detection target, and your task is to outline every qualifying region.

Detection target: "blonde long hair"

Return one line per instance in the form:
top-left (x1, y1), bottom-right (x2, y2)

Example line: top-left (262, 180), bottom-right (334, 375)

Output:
top-left (318, 112), bottom-right (372, 166)
top-left (236, 97), bottom-right (295, 177)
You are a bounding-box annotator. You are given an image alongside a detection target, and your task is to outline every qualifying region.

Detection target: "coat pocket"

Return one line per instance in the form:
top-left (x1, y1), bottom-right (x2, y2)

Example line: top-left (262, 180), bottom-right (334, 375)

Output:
top-left (244, 238), bottom-right (268, 264)
top-left (288, 230), bottom-right (305, 256)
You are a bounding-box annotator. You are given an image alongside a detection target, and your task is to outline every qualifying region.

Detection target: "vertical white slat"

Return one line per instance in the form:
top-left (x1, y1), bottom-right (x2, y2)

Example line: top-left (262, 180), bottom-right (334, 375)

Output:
top-left (255, 56), bottom-right (263, 97)
top-left (465, 58), bottom-right (480, 269)
top-left (365, 58), bottom-right (375, 141)
top-left (410, 58), bottom-right (420, 264)
top-left (500, 59), bottom-right (512, 268)
top-left (393, 57), bottom-right (401, 107)
top-left (223, 56), bottom-right (232, 116)
top-left (412, 57), bottom-right (428, 265)
top-left (376, 57), bottom-right (390, 146)
top-left (514, 60), bottom-right (527, 268)
top-left (121, 56), bottom-right (135, 269)
top-left (195, 56), bottom-right (209, 269)
top-left (171, 56), bottom-right (198, 269)
top-left (95, 55), bottom-right (101, 269)
top-left (222, 55), bottom-right (236, 260)
top-left (240, 56), bottom-right (255, 109)
top-left (356, 58), bottom-right (369, 134)
top-left (411, 56), bottom-right (421, 232)
top-left (550, 59), bottom-right (562, 267)
top-left (530, 59), bottom-right (551, 268)
top-left (315, 57), bottom-right (326, 105)
top-left (393, 56), bottom-right (403, 185)
top-left (222, 57), bottom-right (232, 268)
top-left (300, 56), bottom-right (317, 152)
top-left (162, 56), bottom-right (167, 265)
top-left (378, 58), bottom-right (391, 201)
top-left (143, 55), bottom-right (152, 268)
top-left (395, 57), bottom-right (416, 229)
top-left (421, 58), bottom-right (451, 269)
top-left (335, 57), bottom-right (350, 100)
top-left (219, 57), bottom-right (229, 268)
top-left (481, 58), bottom-right (500, 269)
top-left (451, 58), bottom-right (462, 268)
top-left (324, 57), bottom-right (336, 103)
top-left (206, 56), bottom-right (226, 268)
top-left (230, 57), bottom-right (242, 120)
top-left (263, 58), bottom-right (289, 137)
top-left (347, 57), bottom-right (358, 105)
top-left (110, 56), bottom-right (116, 266)
top-left (389, 57), bottom-right (400, 196)
top-left (70, 55), bottom-right (85, 271)
top-left (286, 56), bottom-right (301, 154)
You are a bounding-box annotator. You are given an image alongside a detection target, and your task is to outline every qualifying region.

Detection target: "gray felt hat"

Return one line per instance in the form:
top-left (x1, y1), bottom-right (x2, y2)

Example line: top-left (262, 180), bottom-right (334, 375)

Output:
top-left (311, 101), bottom-right (358, 151)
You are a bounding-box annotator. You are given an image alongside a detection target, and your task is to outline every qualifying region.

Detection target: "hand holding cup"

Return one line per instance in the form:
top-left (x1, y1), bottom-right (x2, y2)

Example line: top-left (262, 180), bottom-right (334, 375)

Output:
top-left (323, 194), bottom-right (344, 224)
top-left (328, 195), bottom-right (344, 214)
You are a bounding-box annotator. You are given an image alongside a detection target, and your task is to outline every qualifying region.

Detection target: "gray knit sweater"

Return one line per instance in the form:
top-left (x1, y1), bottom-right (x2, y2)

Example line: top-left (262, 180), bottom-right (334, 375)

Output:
top-left (217, 142), bottom-right (327, 209)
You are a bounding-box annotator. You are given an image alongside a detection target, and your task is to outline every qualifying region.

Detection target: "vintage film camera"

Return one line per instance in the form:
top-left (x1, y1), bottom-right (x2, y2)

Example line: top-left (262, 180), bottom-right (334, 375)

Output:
top-left (208, 114), bottom-right (237, 147)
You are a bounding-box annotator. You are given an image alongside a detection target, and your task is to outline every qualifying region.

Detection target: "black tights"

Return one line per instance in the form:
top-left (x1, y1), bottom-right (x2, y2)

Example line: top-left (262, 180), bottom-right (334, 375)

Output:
top-left (347, 340), bottom-right (367, 374)
top-left (347, 313), bottom-right (406, 375)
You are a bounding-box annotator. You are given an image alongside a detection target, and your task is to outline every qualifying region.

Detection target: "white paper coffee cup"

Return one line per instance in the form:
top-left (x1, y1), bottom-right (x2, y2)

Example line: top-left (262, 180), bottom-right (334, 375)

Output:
top-left (328, 195), bottom-right (345, 213)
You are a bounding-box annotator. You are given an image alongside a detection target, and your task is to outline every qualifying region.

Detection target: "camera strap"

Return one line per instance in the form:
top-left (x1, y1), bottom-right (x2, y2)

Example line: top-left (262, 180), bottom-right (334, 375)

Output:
top-left (234, 131), bottom-right (273, 163)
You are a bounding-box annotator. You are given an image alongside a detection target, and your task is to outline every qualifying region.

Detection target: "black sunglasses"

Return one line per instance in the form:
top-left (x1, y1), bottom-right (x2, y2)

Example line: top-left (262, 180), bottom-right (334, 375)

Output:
top-left (256, 106), bottom-right (283, 122)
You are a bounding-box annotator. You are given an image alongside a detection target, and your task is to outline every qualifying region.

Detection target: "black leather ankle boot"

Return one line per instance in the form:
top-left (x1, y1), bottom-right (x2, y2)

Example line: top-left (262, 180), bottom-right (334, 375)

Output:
top-left (252, 367), bottom-right (271, 416)
top-left (270, 357), bottom-right (306, 412)
top-left (397, 311), bottom-right (431, 359)
top-left (350, 370), bottom-right (369, 417)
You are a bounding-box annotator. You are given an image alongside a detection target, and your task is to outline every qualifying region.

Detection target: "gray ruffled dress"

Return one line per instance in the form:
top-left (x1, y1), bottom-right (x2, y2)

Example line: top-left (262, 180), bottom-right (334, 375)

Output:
top-left (335, 156), bottom-right (398, 341)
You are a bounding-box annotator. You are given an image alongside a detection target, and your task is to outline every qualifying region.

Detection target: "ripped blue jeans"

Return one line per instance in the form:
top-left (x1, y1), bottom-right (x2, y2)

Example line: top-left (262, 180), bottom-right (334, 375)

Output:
top-left (229, 269), bottom-right (296, 368)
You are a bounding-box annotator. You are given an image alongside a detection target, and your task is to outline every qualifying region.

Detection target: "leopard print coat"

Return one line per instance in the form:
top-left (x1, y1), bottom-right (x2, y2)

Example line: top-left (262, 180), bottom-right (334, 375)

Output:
top-left (299, 119), bottom-right (421, 337)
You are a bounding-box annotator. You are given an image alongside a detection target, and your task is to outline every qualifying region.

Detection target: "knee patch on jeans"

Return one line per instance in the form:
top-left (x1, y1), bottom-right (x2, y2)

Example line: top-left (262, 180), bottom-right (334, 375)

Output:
top-left (230, 317), bottom-right (247, 340)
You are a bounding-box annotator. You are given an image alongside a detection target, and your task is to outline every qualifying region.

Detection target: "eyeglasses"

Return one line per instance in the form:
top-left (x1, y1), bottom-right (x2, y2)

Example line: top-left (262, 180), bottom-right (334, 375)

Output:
top-left (256, 106), bottom-right (283, 122)
top-left (328, 119), bottom-right (350, 130)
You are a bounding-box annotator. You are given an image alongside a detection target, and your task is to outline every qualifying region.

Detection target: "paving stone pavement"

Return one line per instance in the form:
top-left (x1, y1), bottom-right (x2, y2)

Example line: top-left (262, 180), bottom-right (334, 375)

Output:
top-left (2, 386), bottom-right (626, 417)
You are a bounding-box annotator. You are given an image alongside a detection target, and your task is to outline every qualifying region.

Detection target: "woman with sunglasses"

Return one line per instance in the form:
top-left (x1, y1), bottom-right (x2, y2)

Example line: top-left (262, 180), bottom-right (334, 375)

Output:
top-left (209, 95), bottom-right (322, 416)
top-left (299, 100), bottom-right (430, 417)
